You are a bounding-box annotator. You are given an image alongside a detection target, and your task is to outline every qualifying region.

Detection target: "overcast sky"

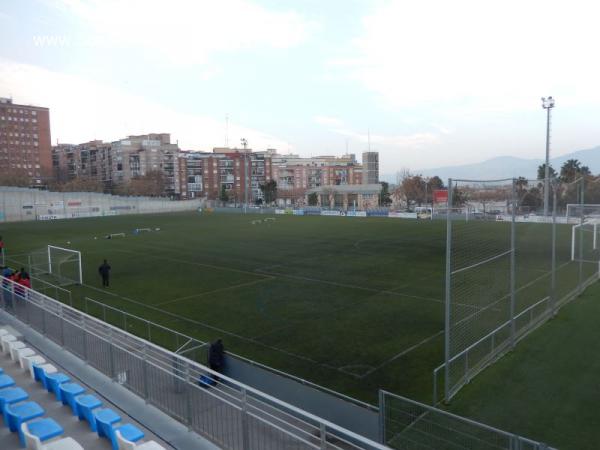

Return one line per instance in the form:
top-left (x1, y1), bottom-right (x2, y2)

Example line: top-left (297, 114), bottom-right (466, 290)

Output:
top-left (1, 0), bottom-right (598, 172)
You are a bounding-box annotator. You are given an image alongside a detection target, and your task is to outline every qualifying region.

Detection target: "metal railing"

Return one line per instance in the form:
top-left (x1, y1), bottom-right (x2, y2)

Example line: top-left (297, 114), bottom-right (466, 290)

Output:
top-left (380, 391), bottom-right (553, 450)
top-left (0, 278), bottom-right (389, 450)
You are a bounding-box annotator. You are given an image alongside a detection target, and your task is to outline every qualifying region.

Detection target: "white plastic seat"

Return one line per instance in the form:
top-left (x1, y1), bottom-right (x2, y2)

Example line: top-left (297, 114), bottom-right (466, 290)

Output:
top-left (9, 341), bottom-right (26, 360)
top-left (14, 347), bottom-right (35, 363)
top-left (32, 363), bottom-right (57, 381)
top-left (116, 430), bottom-right (166, 450)
top-left (23, 354), bottom-right (46, 373)
top-left (22, 423), bottom-right (84, 450)
top-left (1, 334), bottom-right (16, 352)
top-left (0, 328), bottom-right (9, 336)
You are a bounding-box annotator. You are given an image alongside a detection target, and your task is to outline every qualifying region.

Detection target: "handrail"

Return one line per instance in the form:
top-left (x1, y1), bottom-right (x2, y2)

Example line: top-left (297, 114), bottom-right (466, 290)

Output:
top-left (0, 277), bottom-right (389, 450)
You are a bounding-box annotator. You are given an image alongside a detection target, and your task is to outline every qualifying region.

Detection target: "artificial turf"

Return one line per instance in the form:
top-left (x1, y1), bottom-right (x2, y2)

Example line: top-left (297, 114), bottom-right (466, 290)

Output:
top-left (1, 210), bottom-right (596, 426)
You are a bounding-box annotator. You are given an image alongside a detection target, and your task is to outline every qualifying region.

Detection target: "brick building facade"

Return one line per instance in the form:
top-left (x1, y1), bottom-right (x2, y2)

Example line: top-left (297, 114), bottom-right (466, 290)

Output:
top-left (0, 97), bottom-right (52, 186)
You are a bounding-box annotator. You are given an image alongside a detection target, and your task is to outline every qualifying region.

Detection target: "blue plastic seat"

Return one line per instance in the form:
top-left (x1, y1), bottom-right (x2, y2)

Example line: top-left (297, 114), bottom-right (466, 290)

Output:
top-left (75, 395), bottom-right (102, 431)
top-left (6, 401), bottom-right (44, 433)
top-left (45, 373), bottom-right (70, 401)
top-left (59, 383), bottom-right (85, 415)
top-left (19, 417), bottom-right (63, 447)
top-left (95, 408), bottom-right (121, 439)
top-left (0, 387), bottom-right (28, 424)
top-left (0, 374), bottom-right (15, 390)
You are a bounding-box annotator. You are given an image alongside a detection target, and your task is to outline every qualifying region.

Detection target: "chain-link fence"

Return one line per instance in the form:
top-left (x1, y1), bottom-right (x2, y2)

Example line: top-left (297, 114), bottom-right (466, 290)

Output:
top-left (380, 390), bottom-right (552, 450)
top-left (435, 177), bottom-right (600, 403)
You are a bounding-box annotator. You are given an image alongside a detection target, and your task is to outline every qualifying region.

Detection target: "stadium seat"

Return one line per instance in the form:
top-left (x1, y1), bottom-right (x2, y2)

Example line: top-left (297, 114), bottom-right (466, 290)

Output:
top-left (116, 430), bottom-right (166, 450)
top-left (9, 341), bottom-right (27, 360)
top-left (1, 334), bottom-right (17, 353)
top-left (14, 347), bottom-right (35, 364)
top-left (0, 328), bottom-right (9, 336)
top-left (0, 367), bottom-right (4, 375)
top-left (32, 364), bottom-right (57, 389)
top-left (22, 422), bottom-right (84, 450)
top-left (18, 417), bottom-right (63, 447)
top-left (75, 395), bottom-right (102, 431)
top-left (45, 373), bottom-right (70, 401)
top-left (6, 401), bottom-right (44, 433)
top-left (0, 386), bottom-right (29, 424)
top-left (58, 383), bottom-right (85, 416)
top-left (106, 423), bottom-right (144, 450)
top-left (24, 355), bottom-right (46, 375)
top-left (0, 373), bottom-right (16, 389)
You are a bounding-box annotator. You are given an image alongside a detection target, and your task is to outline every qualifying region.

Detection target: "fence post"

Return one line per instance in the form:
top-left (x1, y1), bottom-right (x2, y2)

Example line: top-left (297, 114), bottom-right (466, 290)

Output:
top-left (578, 178), bottom-right (585, 295)
top-left (378, 390), bottom-right (386, 444)
top-left (60, 306), bottom-right (65, 347)
top-left (241, 388), bottom-right (250, 450)
top-left (443, 178), bottom-right (453, 402)
top-left (510, 179), bottom-right (516, 348)
top-left (143, 344), bottom-right (149, 402)
top-left (319, 422), bottom-right (327, 450)
top-left (185, 362), bottom-right (193, 430)
top-left (551, 184), bottom-right (557, 315)
top-left (109, 328), bottom-right (115, 380)
top-left (82, 318), bottom-right (88, 362)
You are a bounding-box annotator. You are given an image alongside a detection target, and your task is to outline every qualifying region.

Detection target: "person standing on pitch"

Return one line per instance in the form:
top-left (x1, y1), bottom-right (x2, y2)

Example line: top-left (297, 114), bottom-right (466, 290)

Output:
top-left (98, 259), bottom-right (111, 287)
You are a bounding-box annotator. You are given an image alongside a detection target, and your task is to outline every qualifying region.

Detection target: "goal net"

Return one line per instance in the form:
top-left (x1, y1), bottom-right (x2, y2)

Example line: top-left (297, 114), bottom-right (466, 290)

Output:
top-left (31, 246), bottom-right (83, 286)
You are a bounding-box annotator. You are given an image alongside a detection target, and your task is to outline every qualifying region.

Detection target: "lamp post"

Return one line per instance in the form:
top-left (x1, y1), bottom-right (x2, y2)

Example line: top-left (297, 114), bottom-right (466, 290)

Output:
top-left (542, 96), bottom-right (555, 216)
top-left (241, 138), bottom-right (248, 213)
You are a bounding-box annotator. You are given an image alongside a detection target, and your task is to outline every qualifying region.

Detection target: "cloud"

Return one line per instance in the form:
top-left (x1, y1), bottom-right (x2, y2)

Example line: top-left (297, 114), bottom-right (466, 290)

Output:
top-left (336, 0), bottom-right (600, 112)
top-left (0, 59), bottom-right (292, 151)
top-left (313, 115), bottom-right (344, 127)
top-left (48, 0), bottom-right (316, 65)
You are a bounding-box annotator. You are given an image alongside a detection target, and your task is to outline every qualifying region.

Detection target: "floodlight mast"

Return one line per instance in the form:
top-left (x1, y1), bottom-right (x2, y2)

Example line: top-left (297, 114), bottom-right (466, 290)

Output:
top-left (542, 96), bottom-right (555, 216)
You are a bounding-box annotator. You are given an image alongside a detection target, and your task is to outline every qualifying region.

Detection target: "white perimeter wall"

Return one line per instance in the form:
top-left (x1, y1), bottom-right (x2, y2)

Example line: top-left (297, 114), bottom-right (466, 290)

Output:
top-left (0, 187), bottom-right (204, 222)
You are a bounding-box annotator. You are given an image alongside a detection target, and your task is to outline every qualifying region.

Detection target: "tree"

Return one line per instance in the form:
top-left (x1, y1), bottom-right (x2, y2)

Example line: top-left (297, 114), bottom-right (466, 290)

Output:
top-left (537, 164), bottom-right (557, 181)
top-left (428, 176), bottom-right (445, 191)
top-left (379, 182), bottom-right (392, 206)
top-left (0, 170), bottom-right (30, 187)
top-left (259, 180), bottom-right (277, 204)
top-left (308, 192), bottom-right (318, 206)
top-left (117, 170), bottom-right (167, 196)
top-left (560, 159), bottom-right (587, 183)
top-left (219, 184), bottom-right (229, 203)
top-left (51, 178), bottom-right (104, 193)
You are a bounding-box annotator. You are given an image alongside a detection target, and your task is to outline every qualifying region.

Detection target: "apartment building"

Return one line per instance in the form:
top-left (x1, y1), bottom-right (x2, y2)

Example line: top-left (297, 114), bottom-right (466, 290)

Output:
top-left (178, 148), bottom-right (272, 202)
top-left (53, 133), bottom-right (181, 196)
top-left (0, 97), bottom-right (52, 185)
top-left (53, 140), bottom-right (112, 187)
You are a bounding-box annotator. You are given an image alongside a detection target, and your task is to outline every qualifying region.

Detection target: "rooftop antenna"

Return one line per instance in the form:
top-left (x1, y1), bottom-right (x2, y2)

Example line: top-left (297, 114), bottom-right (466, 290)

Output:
top-left (368, 129), bottom-right (371, 151)
top-left (345, 139), bottom-right (349, 154)
top-left (225, 114), bottom-right (229, 148)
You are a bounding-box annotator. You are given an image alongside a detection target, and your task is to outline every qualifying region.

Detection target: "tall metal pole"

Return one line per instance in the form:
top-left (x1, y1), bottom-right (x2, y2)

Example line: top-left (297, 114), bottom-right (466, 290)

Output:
top-left (542, 96), bottom-right (555, 216)
top-left (444, 178), bottom-right (453, 402)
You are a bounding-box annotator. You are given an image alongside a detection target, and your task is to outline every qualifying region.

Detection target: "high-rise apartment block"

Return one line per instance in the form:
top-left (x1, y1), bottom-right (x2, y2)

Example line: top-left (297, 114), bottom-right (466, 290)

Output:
top-left (53, 133), bottom-right (181, 195)
top-left (362, 152), bottom-right (379, 184)
top-left (0, 97), bottom-right (52, 185)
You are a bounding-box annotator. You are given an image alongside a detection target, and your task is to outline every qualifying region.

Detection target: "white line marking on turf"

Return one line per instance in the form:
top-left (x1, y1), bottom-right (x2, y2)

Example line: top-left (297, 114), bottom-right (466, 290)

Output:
top-left (360, 330), bottom-right (444, 378)
top-left (81, 282), bottom-right (345, 375)
top-left (155, 277), bottom-right (276, 307)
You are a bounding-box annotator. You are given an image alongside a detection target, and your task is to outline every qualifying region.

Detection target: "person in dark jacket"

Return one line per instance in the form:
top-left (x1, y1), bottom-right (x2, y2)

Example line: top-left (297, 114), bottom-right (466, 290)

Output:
top-left (208, 339), bottom-right (225, 375)
top-left (98, 259), bottom-right (111, 287)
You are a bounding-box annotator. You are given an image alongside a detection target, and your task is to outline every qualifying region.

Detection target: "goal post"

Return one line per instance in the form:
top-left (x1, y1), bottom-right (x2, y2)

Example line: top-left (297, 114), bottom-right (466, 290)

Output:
top-left (47, 245), bottom-right (83, 285)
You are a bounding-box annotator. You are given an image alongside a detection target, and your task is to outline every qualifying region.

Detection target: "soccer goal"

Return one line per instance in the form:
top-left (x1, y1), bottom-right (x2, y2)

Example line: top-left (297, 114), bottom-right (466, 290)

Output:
top-left (571, 220), bottom-right (600, 262)
top-left (47, 245), bottom-right (83, 286)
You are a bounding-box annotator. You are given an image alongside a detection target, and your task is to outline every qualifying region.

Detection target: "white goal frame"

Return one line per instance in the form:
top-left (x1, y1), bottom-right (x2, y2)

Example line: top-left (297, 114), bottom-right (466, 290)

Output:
top-left (48, 245), bottom-right (83, 285)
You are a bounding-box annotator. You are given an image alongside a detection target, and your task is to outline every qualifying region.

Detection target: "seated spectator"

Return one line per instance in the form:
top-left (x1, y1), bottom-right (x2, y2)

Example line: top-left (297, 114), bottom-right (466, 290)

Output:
top-left (18, 273), bottom-right (31, 290)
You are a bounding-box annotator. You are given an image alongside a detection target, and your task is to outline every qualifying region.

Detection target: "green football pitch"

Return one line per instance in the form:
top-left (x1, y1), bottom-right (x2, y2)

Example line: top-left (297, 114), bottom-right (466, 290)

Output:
top-left (0, 211), bottom-right (592, 405)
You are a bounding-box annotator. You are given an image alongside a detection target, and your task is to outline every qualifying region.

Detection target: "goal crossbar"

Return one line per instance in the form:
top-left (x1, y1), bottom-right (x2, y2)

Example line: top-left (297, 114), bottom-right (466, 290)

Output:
top-left (48, 245), bottom-right (83, 285)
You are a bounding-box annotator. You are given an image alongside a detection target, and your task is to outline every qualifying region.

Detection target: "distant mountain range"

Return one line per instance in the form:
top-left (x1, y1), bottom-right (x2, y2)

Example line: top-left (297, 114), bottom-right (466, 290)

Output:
top-left (382, 146), bottom-right (600, 183)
